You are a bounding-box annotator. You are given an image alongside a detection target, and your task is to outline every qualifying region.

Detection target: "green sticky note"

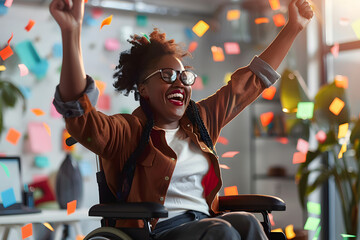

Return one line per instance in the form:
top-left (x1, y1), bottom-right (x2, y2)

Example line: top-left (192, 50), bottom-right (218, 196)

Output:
top-left (307, 201), bottom-right (321, 215)
top-left (201, 75), bottom-right (209, 86)
top-left (341, 234), bottom-right (356, 239)
top-left (297, 102), bottom-right (314, 119)
top-left (136, 15), bottom-right (148, 27)
top-left (304, 217), bottom-right (320, 231)
top-left (0, 162), bottom-right (10, 177)
top-left (313, 226), bottom-right (321, 240)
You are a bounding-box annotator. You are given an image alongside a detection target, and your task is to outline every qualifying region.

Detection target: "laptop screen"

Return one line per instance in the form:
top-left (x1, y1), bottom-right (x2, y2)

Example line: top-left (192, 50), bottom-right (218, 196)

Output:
top-left (0, 157), bottom-right (23, 206)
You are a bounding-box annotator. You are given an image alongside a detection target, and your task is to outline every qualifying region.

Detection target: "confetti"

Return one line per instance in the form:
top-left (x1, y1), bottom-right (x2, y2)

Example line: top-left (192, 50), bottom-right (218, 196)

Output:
top-left (273, 13), bottom-right (286, 27)
top-left (276, 137), bottom-right (289, 144)
top-left (351, 19), bottom-right (360, 40)
top-left (43, 122), bottom-right (51, 136)
top-left (285, 224), bottom-right (296, 239)
top-left (269, 213), bottom-right (275, 226)
top-left (18, 64), bottom-right (29, 76)
top-left (338, 143), bottom-right (347, 159)
top-left (271, 228), bottom-right (283, 232)
top-left (188, 41), bottom-right (198, 53)
top-left (221, 151), bottom-right (240, 158)
top-left (224, 186), bottom-right (238, 196)
top-left (314, 226), bottom-right (321, 239)
top-left (296, 138), bottom-right (309, 154)
top-left (227, 9), bottom-right (241, 21)
top-left (338, 123), bottom-right (349, 139)
top-left (329, 97), bottom-right (345, 116)
top-left (304, 216), bottom-right (320, 231)
top-left (341, 234), bottom-right (356, 238)
top-left (224, 72), bottom-right (232, 84)
top-left (95, 80), bottom-right (106, 95)
top-left (0, 162), bottom-right (10, 177)
top-left (100, 15), bottom-right (113, 30)
top-left (330, 42), bottom-right (339, 58)
top-left (260, 112), bottom-right (274, 127)
top-left (211, 46), bottom-right (225, 62)
top-left (4, 0), bottom-right (13, 7)
top-left (0, 65), bottom-right (5, 71)
top-left (104, 38), bottom-right (120, 51)
top-left (296, 102), bottom-right (314, 119)
top-left (269, 0), bottom-right (280, 10)
top-left (307, 201), bottom-right (321, 215)
top-left (31, 108), bottom-right (45, 116)
top-left (43, 222), bottom-right (54, 231)
top-left (25, 19), bottom-right (35, 32)
top-left (1, 188), bottom-right (16, 208)
top-left (334, 75), bottom-right (348, 89)
top-left (136, 15), bottom-right (147, 27)
top-left (217, 136), bottom-right (229, 145)
top-left (219, 164), bottom-right (230, 169)
top-left (315, 130), bottom-right (327, 144)
top-left (0, 45), bottom-right (13, 61)
top-left (6, 128), bottom-right (21, 145)
top-left (76, 235), bottom-right (85, 240)
top-left (21, 223), bottom-right (33, 239)
top-left (255, 17), bottom-right (269, 24)
top-left (192, 20), bottom-right (209, 37)
top-left (262, 86), bottom-right (276, 100)
top-left (293, 152), bottom-right (306, 164)
top-left (224, 42), bottom-right (240, 55)
top-left (67, 200), bottom-right (77, 215)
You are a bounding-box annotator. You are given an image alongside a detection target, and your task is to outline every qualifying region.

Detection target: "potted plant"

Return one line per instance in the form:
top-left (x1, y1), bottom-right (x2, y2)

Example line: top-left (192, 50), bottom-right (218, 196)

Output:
top-left (279, 69), bottom-right (359, 236)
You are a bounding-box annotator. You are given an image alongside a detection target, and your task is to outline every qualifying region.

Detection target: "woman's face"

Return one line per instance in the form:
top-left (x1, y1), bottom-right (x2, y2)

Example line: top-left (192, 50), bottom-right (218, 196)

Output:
top-left (139, 54), bottom-right (192, 129)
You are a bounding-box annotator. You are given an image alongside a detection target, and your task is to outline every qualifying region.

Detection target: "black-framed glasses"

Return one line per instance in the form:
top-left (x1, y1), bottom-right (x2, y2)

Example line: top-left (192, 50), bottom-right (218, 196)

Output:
top-left (143, 68), bottom-right (197, 86)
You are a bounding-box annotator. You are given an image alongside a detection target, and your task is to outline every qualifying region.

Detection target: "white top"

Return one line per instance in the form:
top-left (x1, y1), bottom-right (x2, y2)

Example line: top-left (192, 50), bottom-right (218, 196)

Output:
top-left (157, 126), bottom-right (210, 222)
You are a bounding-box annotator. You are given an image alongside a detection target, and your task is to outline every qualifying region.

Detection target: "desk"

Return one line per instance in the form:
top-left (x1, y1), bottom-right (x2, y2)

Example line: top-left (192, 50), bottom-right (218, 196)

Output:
top-left (0, 209), bottom-right (100, 240)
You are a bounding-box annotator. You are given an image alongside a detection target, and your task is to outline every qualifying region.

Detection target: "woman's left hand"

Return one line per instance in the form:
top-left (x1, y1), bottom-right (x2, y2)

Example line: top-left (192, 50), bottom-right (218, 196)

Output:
top-left (288, 0), bottom-right (314, 32)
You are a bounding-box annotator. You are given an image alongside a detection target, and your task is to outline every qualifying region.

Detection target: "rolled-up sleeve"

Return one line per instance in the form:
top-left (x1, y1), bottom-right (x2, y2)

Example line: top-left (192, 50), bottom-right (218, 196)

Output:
top-left (248, 56), bottom-right (280, 88)
top-left (53, 75), bottom-right (99, 118)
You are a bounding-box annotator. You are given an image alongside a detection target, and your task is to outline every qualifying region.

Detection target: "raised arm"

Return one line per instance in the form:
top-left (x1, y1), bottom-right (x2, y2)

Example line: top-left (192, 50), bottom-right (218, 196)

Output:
top-left (49, 0), bottom-right (87, 102)
top-left (259, 0), bottom-right (313, 70)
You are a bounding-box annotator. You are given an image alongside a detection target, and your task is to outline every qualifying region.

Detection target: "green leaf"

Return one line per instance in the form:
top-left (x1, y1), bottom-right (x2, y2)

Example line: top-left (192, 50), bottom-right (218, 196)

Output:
top-left (1, 82), bottom-right (17, 107)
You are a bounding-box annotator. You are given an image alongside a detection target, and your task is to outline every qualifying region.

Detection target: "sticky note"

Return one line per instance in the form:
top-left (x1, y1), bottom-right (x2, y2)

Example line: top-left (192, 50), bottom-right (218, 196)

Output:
top-left (18, 64), bottom-right (29, 77)
top-left (307, 201), bottom-right (321, 215)
top-left (224, 186), bottom-right (238, 196)
top-left (276, 137), bottom-right (289, 144)
top-left (43, 122), bottom-right (51, 136)
top-left (76, 235), bottom-right (85, 240)
top-left (84, 12), bottom-right (98, 26)
top-left (1, 188), bottom-right (16, 207)
top-left (351, 19), bottom-right (360, 40)
top-left (224, 42), bottom-right (240, 55)
top-left (296, 102), bottom-right (314, 119)
top-left (91, 7), bottom-right (103, 19)
top-left (285, 224), bottom-right (296, 239)
top-left (188, 41), bottom-right (198, 53)
top-left (262, 86), bottom-right (276, 100)
top-left (331, 43), bottom-right (339, 58)
top-left (217, 136), bottom-right (229, 145)
top-left (43, 222), bottom-right (54, 231)
top-left (0, 162), bottom-right (10, 177)
top-left (338, 123), bottom-right (349, 139)
top-left (97, 94), bottom-right (111, 110)
top-left (19, 86), bottom-right (32, 99)
top-left (105, 38), bottom-right (120, 51)
top-left (67, 200), bottom-right (77, 215)
top-left (25, 19), bottom-right (35, 32)
top-left (100, 15), bottom-right (113, 29)
top-left (224, 72), bottom-right (232, 84)
top-left (335, 75), bottom-right (348, 89)
top-left (341, 234), bottom-right (356, 238)
top-left (136, 15), bottom-right (147, 27)
top-left (21, 223), bottom-right (33, 239)
top-left (273, 13), bottom-right (286, 27)
top-left (269, 0), bottom-right (280, 10)
top-left (338, 143), bottom-right (347, 159)
top-left (0, 45), bottom-right (13, 61)
top-left (221, 151), bottom-right (240, 158)
top-left (31, 108), bottom-right (45, 116)
top-left (95, 80), bottom-right (106, 95)
top-left (339, 17), bottom-right (350, 26)
top-left (314, 226), bottom-right (321, 239)
top-left (52, 43), bottom-right (63, 58)
top-left (293, 152), bottom-right (306, 164)
top-left (0, 65), bottom-right (6, 71)
top-left (192, 20), bottom-right (209, 37)
top-left (304, 216), bottom-right (320, 231)
top-left (79, 161), bottom-right (93, 176)
top-left (260, 112), bottom-right (274, 127)
top-left (6, 128), bottom-right (21, 145)
top-left (191, 76), bottom-right (203, 90)
top-left (219, 164), bottom-right (230, 170)
top-left (226, 9), bottom-right (241, 21)
top-left (271, 228), bottom-right (283, 233)
top-left (184, 28), bottom-right (196, 40)
top-left (4, 0), bottom-right (13, 7)
top-left (35, 155), bottom-right (50, 168)
top-left (51, 103), bottom-right (62, 119)
top-left (296, 138), bottom-right (309, 154)
top-left (211, 46), bottom-right (225, 62)
top-left (255, 17), bottom-right (269, 24)
top-left (315, 130), bottom-right (327, 144)
top-left (28, 122), bottom-right (52, 153)
top-left (269, 213), bottom-right (275, 226)
top-left (329, 97), bottom-right (345, 116)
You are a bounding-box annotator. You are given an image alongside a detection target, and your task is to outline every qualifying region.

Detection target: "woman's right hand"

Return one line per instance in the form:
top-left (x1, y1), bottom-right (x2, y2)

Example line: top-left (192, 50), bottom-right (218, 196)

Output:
top-left (49, 0), bottom-right (84, 32)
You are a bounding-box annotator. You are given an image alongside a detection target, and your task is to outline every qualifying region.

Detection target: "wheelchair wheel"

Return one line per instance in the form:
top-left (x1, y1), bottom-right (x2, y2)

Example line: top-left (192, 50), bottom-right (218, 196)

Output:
top-left (84, 227), bottom-right (133, 240)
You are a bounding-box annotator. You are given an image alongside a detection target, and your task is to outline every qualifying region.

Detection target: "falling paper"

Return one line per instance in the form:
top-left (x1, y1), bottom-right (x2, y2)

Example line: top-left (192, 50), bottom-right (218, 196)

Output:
top-left (292, 152), bottom-right (306, 164)
top-left (307, 201), bottom-right (321, 215)
top-left (351, 19), bottom-right (360, 40)
top-left (262, 86), bottom-right (276, 100)
top-left (334, 75), bottom-right (348, 89)
top-left (91, 7), bottom-right (103, 19)
top-left (0, 162), bottom-right (10, 177)
top-left (21, 223), bottom-right (33, 239)
top-left (50, 102), bottom-right (62, 119)
top-left (31, 108), bottom-right (45, 116)
top-left (97, 94), bottom-right (111, 111)
top-left (28, 122), bottom-right (52, 153)
top-left (269, 0), bottom-right (280, 10)
top-left (52, 43), bottom-right (63, 58)
top-left (315, 130), bottom-right (327, 144)
top-left (18, 64), bottom-right (29, 77)
top-left (76, 235), bottom-right (85, 240)
top-left (338, 143), bottom-right (347, 159)
top-left (6, 128), bottom-right (21, 145)
top-left (338, 123), bottom-right (349, 139)
top-left (43, 122), bottom-right (51, 136)
top-left (304, 217), bottom-right (320, 231)
top-left (341, 234), bottom-right (356, 238)
top-left (221, 151), bottom-right (240, 158)
top-left (296, 102), bottom-right (314, 119)
top-left (211, 46), bottom-right (225, 62)
top-left (255, 17), bottom-right (269, 24)
top-left (285, 225), bottom-right (296, 239)
top-left (330, 42), bottom-right (339, 58)
top-left (224, 186), bottom-right (238, 196)
top-left (67, 200), bottom-right (77, 215)
top-left (100, 15), bottom-right (113, 30)
top-left (296, 138), bottom-right (309, 154)
top-left (188, 41), bottom-right (198, 53)
top-left (226, 9), bottom-right (241, 21)
top-left (329, 97), bottom-right (345, 116)
top-left (0, 65), bottom-right (6, 71)
top-left (260, 112), bottom-right (274, 127)
top-left (25, 19), bottom-right (35, 32)
top-left (43, 222), bottom-right (54, 231)
top-left (219, 164), bottom-right (230, 170)
top-left (4, 0), bottom-right (13, 7)
top-left (224, 72), bottom-right (232, 84)
top-left (269, 213), bottom-right (275, 226)
top-left (224, 42), bottom-right (240, 55)
top-left (217, 136), bottom-right (229, 145)
top-left (192, 20), bottom-right (209, 37)
top-left (136, 15), bottom-right (147, 27)
top-left (276, 137), bottom-right (289, 144)
top-left (1, 188), bottom-right (16, 207)
top-left (0, 45), bottom-right (13, 61)
top-left (105, 38), bottom-right (120, 51)
top-left (95, 80), bottom-right (106, 95)
top-left (273, 14), bottom-right (286, 27)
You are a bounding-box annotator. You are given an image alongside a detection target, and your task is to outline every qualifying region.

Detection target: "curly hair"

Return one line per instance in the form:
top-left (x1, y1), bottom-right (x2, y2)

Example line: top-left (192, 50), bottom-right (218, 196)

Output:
top-left (113, 28), bottom-right (190, 99)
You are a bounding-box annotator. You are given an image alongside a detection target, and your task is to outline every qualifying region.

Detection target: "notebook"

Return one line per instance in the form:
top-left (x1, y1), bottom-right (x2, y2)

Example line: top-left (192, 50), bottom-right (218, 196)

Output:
top-left (0, 156), bottom-right (41, 215)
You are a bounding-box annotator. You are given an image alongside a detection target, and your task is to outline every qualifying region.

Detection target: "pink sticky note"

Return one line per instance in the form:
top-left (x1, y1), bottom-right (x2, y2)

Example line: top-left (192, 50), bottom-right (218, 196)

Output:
top-left (105, 38), bottom-right (120, 51)
top-left (296, 138), bottom-right (309, 154)
top-left (217, 136), bottom-right (229, 145)
top-left (97, 94), bottom-right (111, 110)
top-left (315, 130), bottom-right (326, 144)
top-left (192, 76), bottom-right (203, 90)
top-left (221, 151), bottom-right (240, 158)
top-left (293, 152), bottom-right (306, 164)
top-left (224, 42), bottom-right (240, 55)
top-left (331, 43), bottom-right (339, 58)
top-left (4, 0), bottom-right (13, 7)
top-left (18, 64), bottom-right (29, 76)
top-left (50, 102), bottom-right (62, 119)
top-left (28, 122), bottom-right (52, 153)
top-left (91, 7), bottom-right (103, 19)
top-left (219, 164), bottom-right (230, 169)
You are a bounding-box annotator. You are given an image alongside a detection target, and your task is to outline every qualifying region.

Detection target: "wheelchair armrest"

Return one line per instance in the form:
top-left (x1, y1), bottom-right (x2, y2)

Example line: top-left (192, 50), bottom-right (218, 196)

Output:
top-left (218, 194), bottom-right (286, 212)
top-left (89, 202), bottom-right (168, 219)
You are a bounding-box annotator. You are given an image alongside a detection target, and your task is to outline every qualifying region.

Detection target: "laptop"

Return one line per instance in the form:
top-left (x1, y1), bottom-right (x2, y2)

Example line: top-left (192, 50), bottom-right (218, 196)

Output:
top-left (0, 156), bottom-right (41, 215)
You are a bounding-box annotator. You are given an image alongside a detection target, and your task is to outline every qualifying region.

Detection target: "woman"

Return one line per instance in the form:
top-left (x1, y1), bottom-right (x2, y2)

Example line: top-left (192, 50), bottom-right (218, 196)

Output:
top-left (50, 0), bottom-right (313, 239)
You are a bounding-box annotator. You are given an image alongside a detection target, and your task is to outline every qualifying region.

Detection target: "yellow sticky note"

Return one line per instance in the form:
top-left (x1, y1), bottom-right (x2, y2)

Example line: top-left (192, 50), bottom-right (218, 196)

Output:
top-left (67, 200), bottom-right (77, 215)
top-left (192, 20), bottom-right (209, 37)
top-left (211, 46), bottom-right (225, 62)
top-left (351, 19), bottom-right (360, 40)
top-left (43, 222), bottom-right (54, 231)
top-left (224, 186), bottom-right (238, 196)
top-left (338, 123), bottom-right (349, 139)
top-left (227, 9), bottom-right (241, 21)
top-left (100, 15), bottom-right (113, 30)
top-left (329, 97), bottom-right (345, 116)
top-left (224, 72), bottom-right (232, 84)
top-left (269, 0), bottom-right (280, 10)
top-left (285, 224), bottom-right (296, 239)
top-left (0, 65), bottom-right (6, 71)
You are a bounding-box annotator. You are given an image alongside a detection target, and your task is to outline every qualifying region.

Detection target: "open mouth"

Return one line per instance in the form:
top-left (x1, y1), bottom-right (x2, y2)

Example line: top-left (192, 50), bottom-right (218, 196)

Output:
top-left (167, 91), bottom-right (184, 106)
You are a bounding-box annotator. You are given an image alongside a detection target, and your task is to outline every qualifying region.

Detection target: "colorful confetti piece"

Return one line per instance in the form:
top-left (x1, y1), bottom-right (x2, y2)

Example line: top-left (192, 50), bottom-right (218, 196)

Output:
top-left (307, 201), bottom-right (321, 215)
top-left (293, 152), bottom-right (306, 164)
top-left (21, 223), bottom-right (33, 239)
top-left (255, 17), bottom-right (269, 24)
top-left (297, 102), bottom-right (314, 119)
top-left (273, 14), bottom-right (286, 27)
top-left (0, 162), bottom-right (10, 177)
top-left (285, 224), bottom-right (296, 239)
top-left (269, 0), bottom-right (280, 10)
top-left (296, 138), bottom-right (309, 154)
top-left (338, 123), bottom-right (349, 139)
top-left (224, 186), bottom-right (238, 196)
top-left (100, 15), bottom-right (113, 30)
top-left (192, 20), bottom-right (209, 37)
top-left (260, 112), bottom-right (274, 127)
top-left (188, 41), bottom-right (198, 53)
top-left (67, 200), bottom-right (77, 215)
top-left (221, 151), bottom-right (240, 158)
top-left (329, 97), bottom-right (345, 116)
top-left (224, 42), bottom-right (240, 55)
top-left (211, 46), bottom-right (225, 62)
top-left (31, 108), bottom-right (45, 116)
top-left (335, 75), bottom-right (348, 89)
top-left (227, 9), bottom-right (241, 21)
top-left (43, 222), bottom-right (54, 231)
top-left (6, 128), bottom-right (21, 145)
top-left (304, 217), bottom-right (320, 231)
top-left (25, 19), bottom-right (35, 32)
top-left (1, 188), bottom-right (16, 208)
top-left (262, 86), bottom-right (276, 100)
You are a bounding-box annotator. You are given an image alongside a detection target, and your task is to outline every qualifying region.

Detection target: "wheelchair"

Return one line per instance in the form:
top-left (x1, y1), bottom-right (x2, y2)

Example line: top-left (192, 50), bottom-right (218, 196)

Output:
top-left (83, 159), bottom-right (287, 240)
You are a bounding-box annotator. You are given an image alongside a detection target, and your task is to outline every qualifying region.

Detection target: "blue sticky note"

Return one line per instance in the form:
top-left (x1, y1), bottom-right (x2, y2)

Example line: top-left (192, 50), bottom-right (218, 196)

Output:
top-left (1, 188), bottom-right (17, 208)
top-left (185, 28), bottom-right (196, 40)
top-left (52, 43), bottom-right (62, 58)
top-left (79, 161), bottom-right (93, 177)
top-left (84, 12), bottom-right (98, 26)
top-left (0, 1), bottom-right (8, 16)
top-left (136, 15), bottom-right (148, 27)
top-left (18, 86), bottom-right (32, 99)
top-left (35, 155), bottom-right (49, 168)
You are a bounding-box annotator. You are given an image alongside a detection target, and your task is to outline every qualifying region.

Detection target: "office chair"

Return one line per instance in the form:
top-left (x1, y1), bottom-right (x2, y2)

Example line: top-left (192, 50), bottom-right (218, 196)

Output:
top-left (83, 159), bottom-right (287, 240)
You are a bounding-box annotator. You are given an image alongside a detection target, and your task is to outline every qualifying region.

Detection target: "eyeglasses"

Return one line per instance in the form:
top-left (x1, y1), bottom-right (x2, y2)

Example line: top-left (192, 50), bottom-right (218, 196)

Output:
top-left (142, 68), bottom-right (197, 86)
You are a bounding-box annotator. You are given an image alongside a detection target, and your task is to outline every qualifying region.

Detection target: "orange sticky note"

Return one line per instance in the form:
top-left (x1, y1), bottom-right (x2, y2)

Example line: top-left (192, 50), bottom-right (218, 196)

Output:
top-left (211, 46), bottom-right (225, 62)
top-left (95, 80), bottom-right (106, 95)
top-left (192, 20), bottom-right (210, 37)
top-left (338, 123), bottom-right (349, 139)
top-left (25, 20), bottom-right (35, 32)
top-left (217, 136), bottom-right (229, 145)
top-left (67, 200), bottom-right (77, 215)
top-left (273, 14), bottom-right (286, 27)
top-left (31, 108), bottom-right (45, 116)
top-left (224, 186), bottom-right (238, 196)
top-left (21, 223), bottom-right (33, 239)
top-left (334, 75), bottom-right (348, 89)
top-left (100, 15), bottom-right (113, 30)
top-left (276, 137), bottom-right (289, 144)
top-left (255, 17), bottom-right (269, 24)
top-left (262, 86), bottom-right (276, 100)
top-left (330, 42), bottom-right (339, 58)
top-left (285, 224), bottom-right (296, 239)
top-left (221, 151), bottom-right (240, 158)
top-left (43, 122), bottom-right (51, 137)
top-left (219, 164), bottom-right (230, 170)
top-left (329, 97), bottom-right (345, 116)
top-left (224, 42), bottom-right (240, 55)
top-left (0, 45), bottom-right (13, 61)
top-left (260, 112), bottom-right (274, 127)
top-left (227, 9), bottom-right (241, 21)
top-left (76, 235), bottom-right (85, 240)
top-left (18, 64), bottom-right (29, 77)
top-left (188, 41), bottom-right (198, 53)
top-left (293, 152), bottom-right (306, 164)
top-left (6, 128), bottom-right (21, 145)
top-left (269, 0), bottom-right (280, 10)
